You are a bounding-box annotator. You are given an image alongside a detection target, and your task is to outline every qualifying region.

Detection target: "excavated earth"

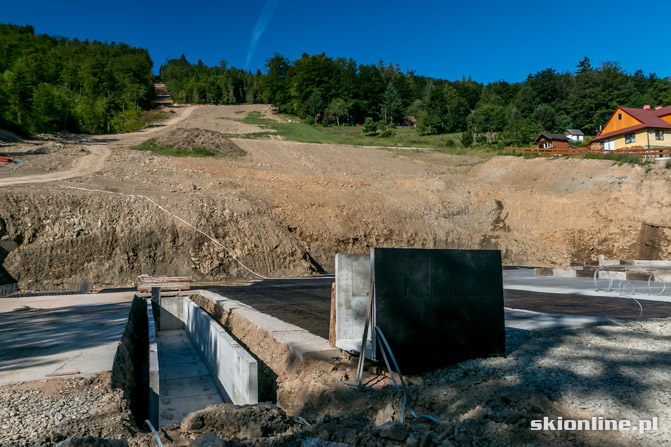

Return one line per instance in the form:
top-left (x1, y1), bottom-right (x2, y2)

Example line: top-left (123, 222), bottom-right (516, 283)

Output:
top-left (2, 105), bottom-right (671, 446)
top-left (2, 104), bottom-right (671, 288)
top-left (154, 127), bottom-right (246, 156)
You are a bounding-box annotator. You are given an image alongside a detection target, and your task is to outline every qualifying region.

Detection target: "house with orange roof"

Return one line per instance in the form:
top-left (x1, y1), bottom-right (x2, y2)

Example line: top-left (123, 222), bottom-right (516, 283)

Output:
top-left (591, 105), bottom-right (671, 150)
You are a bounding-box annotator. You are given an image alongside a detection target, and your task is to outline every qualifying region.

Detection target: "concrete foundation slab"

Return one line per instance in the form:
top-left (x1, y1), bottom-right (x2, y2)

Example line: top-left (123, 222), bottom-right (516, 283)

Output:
top-left (504, 269), bottom-right (671, 303)
top-left (157, 329), bottom-right (224, 426)
top-left (504, 308), bottom-right (606, 330)
top-left (147, 300), bottom-right (159, 428)
top-left (0, 292), bottom-right (134, 385)
top-left (159, 358), bottom-right (212, 381)
top-left (160, 394), bottom-right (222, 426)
top-left (160, 375), bottom-right (219, 398)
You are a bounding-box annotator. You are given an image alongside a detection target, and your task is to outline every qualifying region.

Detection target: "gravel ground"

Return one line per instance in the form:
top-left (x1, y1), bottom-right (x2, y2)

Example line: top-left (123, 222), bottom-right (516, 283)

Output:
top-left (420, 318), bottom-right (671, 446)
top-left (0, 373), bottom-right (144, 447)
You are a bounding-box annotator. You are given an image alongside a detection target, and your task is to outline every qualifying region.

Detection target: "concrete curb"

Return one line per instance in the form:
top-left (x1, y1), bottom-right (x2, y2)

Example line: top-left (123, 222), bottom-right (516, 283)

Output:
top-left (196, 290), bottom-right (341, 361)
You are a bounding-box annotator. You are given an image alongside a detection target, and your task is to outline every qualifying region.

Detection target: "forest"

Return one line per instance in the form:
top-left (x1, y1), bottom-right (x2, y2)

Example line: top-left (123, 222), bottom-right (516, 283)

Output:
top-left (2, 22), bottom-right (670, 144)
top-left (0, 24), bottom-right (155, 135)
top-left (161, 53), bottom-right (671, 146)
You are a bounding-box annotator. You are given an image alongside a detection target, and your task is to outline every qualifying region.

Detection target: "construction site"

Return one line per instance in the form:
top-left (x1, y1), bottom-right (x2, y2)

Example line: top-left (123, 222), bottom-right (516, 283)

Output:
top-left (1, 86), bottom-right (671, 447)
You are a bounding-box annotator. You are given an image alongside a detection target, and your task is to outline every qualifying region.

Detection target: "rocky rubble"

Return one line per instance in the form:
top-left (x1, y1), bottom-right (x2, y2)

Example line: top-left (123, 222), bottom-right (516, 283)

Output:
top-left (0, 373), bottom-right (150, 447)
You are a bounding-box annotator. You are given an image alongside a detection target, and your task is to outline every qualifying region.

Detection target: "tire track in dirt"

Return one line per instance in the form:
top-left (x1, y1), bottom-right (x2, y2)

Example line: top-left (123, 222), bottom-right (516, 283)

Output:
top-left (0, 105), bottom-right (197, 188)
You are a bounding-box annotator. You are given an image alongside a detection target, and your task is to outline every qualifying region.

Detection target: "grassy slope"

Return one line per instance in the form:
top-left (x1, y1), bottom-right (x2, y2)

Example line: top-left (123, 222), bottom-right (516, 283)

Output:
top-left (224, 111), bottom-right (653, 166)
top-left (228, 112), bottom-right (497, 154)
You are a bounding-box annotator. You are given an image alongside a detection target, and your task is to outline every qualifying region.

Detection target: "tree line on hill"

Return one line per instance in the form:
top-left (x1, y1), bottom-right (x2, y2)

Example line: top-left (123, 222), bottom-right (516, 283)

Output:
top-left (161, 53), bottom-right (671, 146)
top-left (2, 22), bottom-right (670, 144)
top-left (0, 24), bottom-right (155, 135)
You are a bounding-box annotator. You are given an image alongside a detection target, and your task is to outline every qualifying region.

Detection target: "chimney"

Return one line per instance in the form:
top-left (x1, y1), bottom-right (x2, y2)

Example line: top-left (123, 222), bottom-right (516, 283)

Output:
top-left (644, 105), bottom-right (651, 110)
top-left (656, 106), bottom-right (663, 110)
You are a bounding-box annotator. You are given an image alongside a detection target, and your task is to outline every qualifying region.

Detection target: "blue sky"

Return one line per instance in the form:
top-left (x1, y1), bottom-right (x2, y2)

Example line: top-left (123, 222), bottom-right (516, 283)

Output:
top-left (3, 0), bottom-right (670, 83)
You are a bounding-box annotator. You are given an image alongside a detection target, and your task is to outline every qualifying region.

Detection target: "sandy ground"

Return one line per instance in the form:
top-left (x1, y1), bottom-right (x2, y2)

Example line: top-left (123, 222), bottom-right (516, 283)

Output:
top-left (3, 104), bottom-right (671, 289)
top-left (2, 104), bottom-right (671, 446)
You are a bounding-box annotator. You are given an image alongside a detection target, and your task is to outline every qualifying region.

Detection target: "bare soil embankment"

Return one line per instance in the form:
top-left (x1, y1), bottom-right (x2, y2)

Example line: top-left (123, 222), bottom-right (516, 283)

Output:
top-left (2, 104), bottom-right (671, 288)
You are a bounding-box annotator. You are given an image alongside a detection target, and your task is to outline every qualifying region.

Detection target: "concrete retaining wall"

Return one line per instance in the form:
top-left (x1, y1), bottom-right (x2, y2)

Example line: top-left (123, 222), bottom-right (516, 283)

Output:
top-left (182, 298), bottom-right (258, 405)
top-left (146, 300), bottom-right (159, 427)
top-left (157, 295), bottom-right (185, 331)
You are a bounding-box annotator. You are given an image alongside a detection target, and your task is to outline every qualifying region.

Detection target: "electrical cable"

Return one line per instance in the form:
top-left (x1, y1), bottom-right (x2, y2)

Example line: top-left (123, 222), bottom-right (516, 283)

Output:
top-left (648, 274), bottom-right (666, 295)
top-left (594, 268), bottom-right (646, 329)
top-left (601, 292), bottom-right (643, 329)
top-left (593, 268), bottom-right (613, 292)
top-left (145, 420), bottom-right (163, 447)
top-left (374, 326), bottom-right (438, 424)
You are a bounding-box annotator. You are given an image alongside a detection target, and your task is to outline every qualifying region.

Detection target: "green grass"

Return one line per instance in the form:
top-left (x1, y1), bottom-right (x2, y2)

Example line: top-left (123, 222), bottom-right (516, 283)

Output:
top-left (582, 153), bottom-right (652, 166)
top-left (131, 139), bottom-right (220, 157)
top-left (497, 148), bottom-right (652, 165)
top-left (233, 111), bottom-right (487, 154)
top-left (223, 111), bottom-right (651, 166)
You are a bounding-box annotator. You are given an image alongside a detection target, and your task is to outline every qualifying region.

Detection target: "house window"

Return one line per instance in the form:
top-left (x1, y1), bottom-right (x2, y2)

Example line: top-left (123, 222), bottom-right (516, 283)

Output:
top-left (625, 133), bottom-right (636, 144)
top-left (655, 130), bottom-right (664, 141)
top-left (543, 141), bottom-right (553, 149)
top-left (604, 139), bottom-right (615, 150)
top-left (618, 113), bottom-right (622, 120)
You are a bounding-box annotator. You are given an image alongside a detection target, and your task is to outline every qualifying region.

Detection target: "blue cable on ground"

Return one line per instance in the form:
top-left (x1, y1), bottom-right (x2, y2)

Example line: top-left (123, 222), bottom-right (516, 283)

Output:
top-left (374, 326), bottom-right (438, 424)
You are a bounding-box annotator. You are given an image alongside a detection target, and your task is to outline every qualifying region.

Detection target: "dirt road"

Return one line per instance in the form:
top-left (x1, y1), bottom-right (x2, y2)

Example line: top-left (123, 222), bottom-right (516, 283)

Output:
top-left (0, 105), bottom-right (196, 188)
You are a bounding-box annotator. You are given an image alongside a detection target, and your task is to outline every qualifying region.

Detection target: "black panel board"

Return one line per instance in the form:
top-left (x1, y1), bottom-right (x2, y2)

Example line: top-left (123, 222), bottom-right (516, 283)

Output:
top-left (372, 248), bottom-right (505, 372)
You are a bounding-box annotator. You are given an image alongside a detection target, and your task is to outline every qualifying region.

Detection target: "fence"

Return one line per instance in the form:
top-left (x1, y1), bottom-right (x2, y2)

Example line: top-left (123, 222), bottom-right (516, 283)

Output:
top-left (509, 146), bottom-right (671, 159)
top-left (0, 281), bottom-right (91, 298)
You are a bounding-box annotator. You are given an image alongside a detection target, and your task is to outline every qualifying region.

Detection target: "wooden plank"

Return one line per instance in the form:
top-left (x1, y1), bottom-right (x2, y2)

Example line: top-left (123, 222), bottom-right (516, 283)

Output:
top-left (137, 275), bottom-right (192, 292)
top-left (329, 282), bottom-right (336, 348)
top-left (46, 371), bottom-right (80, 377)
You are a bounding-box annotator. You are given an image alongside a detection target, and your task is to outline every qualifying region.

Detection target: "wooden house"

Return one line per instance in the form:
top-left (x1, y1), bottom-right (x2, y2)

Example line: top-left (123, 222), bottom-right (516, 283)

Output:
top-left (564, 129), bottom-right (585, 143)
top-left (535, 133), bottom-right (571, 149)
top-left (591, 105), bottom-right (671, 150)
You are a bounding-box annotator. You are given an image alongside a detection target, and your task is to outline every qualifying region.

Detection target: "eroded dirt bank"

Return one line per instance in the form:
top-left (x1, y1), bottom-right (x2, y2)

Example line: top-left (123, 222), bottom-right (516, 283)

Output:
top-left (2, 105), bottom-right (671, 287)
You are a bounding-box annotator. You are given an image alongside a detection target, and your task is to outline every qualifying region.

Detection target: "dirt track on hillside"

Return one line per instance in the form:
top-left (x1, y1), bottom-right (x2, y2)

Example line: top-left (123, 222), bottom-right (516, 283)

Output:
top-left (0, 106), bottom-right (197, 188)
top-left (2, 104), bottom-right (671, 287)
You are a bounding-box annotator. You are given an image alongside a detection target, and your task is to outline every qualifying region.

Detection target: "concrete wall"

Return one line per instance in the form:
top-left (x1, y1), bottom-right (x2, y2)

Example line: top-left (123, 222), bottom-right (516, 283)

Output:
top-left (157, 295), bottom-right (185, 331)
top-left (182, 298), bottom-right (258, 405)
top-left (111, 296), bottom-right (149, 428)
top-left (146, 299), bottom-right (159, 427)
top-left (334, 254), bottom-right (373, 354)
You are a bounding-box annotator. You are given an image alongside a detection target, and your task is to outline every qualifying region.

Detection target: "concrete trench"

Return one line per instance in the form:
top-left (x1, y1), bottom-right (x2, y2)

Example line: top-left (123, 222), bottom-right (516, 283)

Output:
top-left (114, 291), bottom-right (261, 430)
top-left (150, 292), bottom-right (259, 428)
top-left (113, 286), bottom-right (340, 431)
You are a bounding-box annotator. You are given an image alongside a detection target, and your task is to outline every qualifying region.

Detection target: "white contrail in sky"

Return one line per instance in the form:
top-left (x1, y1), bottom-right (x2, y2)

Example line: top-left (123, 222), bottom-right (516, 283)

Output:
top-left (244, 0), bottom-right (280, 70)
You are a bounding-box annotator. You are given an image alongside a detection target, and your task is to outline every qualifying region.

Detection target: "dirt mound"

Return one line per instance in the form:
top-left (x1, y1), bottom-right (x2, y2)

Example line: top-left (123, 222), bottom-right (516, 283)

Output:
top-left (154, 127), bottom-right (245, 156)
top-left (180, 403), bottom-right (300, 440)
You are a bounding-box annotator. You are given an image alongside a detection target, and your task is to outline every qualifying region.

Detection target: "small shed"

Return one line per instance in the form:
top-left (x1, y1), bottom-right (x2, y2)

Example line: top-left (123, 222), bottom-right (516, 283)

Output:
top-left (565, 129), bottom-right (585, 142)
top-left (535, 133), bottom-right (570, 149)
